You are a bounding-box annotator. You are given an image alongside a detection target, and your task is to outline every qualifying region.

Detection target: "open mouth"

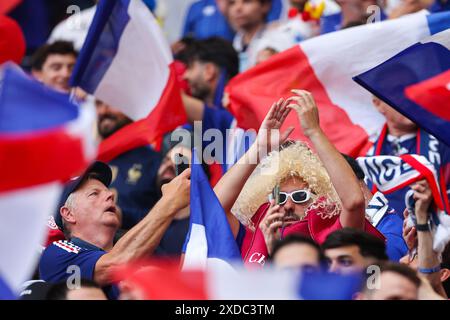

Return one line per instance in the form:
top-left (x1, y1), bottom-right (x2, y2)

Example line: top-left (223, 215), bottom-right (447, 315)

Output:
top-left (105, 205), bottom-right (117, 214)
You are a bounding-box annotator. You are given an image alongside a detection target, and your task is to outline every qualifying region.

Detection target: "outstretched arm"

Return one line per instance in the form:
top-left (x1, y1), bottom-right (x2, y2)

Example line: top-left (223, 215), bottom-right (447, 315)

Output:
top-left (288, 90), bottom-right (366, 229)
top-left (213, 99), bottom-right (294, 237)
top-left (94, 169), bottom-right (191, 286)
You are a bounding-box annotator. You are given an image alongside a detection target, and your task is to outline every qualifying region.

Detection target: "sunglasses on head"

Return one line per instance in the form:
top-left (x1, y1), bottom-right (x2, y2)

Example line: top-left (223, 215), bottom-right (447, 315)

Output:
top-left (277, 189), bottom-right (311, 205)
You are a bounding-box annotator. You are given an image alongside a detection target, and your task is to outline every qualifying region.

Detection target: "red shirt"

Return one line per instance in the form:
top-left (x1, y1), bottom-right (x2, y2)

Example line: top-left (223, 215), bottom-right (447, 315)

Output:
top-left (240, 201), bottom-right (385, 268)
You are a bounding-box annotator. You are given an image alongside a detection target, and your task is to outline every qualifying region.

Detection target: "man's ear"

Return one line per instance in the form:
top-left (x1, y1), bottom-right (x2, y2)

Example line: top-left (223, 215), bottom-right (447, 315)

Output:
top-left (440, 268), bottom-right (450, 283)
top-left (60, 206), bottom-right (76, 225)
top-left (372, 95), bottom-right (385, 114)
top-left (203, 62), bottom-right (219, 82)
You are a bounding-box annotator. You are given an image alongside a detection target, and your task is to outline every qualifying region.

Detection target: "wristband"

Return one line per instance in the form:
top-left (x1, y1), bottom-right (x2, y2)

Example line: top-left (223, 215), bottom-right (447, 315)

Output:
top-left (416, 222), bottom-right (431, 232)
top-left (418, 265), bottom-right (441, 274)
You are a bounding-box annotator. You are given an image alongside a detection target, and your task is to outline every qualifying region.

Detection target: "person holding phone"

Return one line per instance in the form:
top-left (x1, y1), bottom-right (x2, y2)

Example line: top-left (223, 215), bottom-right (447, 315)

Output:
top-left (212, 90), bottom-right (385, 268)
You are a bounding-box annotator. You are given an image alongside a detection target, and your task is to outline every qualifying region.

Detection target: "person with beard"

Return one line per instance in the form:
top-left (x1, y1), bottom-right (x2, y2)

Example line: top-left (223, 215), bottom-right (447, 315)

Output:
top-left (211, 89), bottom-right (385, 268)
top-left (94, 99), bottom-right (162, 231)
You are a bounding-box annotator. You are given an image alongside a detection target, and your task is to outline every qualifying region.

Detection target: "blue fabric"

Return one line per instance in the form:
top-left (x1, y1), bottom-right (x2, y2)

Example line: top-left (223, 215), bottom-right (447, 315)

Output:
top-left (354, 37), bottom-right (450, 147)
top-left (377, 211), bottom-right (408, 261)
top-left (426, 10), bottom-right (450, 34)
top-left (155, 217), bottom-right (191, 256)
top-left (39, 238), bottom-right (119, 300)
top-left (429, 0), bottom-right (450, 12)
top-left (0, 275), bottom-right (15, 300)
top-left (0, 65), bottom-right (78, 133)
top-left (182, 0), bottom-right (235, 41)
top-left (298, 270), bottom-right (362, 300)
top-left (202, 105), bottom-right (234, 172)
top-left (108, 146), bottom-right (162, 229)
top-left (321, 10), bottom-right (387, 34)
top-left (70, 0), bottom-right (131, 92)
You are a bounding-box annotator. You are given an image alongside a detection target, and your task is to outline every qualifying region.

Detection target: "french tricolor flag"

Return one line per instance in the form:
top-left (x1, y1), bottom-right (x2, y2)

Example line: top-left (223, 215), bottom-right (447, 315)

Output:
top-left (114, 261), bottom-right (362, 300)
top-left (226, 11), bottom-right (450, 157)
top-left (0, 63), bottom-right (96, 298)
top-left (70, 0), bottom-right (186, 162)
top-left (182, 149), bottom-right (241, 271)
top-left (354, 26), bottom-right (450, 147)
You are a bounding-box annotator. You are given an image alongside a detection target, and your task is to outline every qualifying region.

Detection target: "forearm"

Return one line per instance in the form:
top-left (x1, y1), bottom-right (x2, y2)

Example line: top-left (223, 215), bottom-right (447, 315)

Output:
top-left (308, 129), bottom-right (365, 229)
top-left (214, 143), bottom-right (260, 236)
top-left (95, 197), bottom-right (179, 285)
top-left (417, 217), bottom-right (447, 297)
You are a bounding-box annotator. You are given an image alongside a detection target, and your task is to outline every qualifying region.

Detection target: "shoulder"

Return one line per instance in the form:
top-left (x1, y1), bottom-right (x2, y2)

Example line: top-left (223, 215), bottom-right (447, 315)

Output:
top-left (44, 240), bottom-right (82, 256)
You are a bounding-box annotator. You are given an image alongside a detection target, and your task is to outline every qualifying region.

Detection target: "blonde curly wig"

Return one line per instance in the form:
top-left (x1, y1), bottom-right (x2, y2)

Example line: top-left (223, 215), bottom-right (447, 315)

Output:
top-left (231, 141), bottom-right (341, 230)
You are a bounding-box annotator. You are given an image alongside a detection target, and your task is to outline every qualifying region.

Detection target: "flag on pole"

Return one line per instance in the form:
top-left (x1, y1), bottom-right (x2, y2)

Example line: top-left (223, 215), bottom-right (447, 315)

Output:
top-left (70, 0), bottom-right (186, 162)
top-left (354, 26), bottom-right (450, 147)
top-left (182, 149), bottom-right (241, 271)
top-left (0, 63), bottom-right (96, 298)
top-left (226, 11), bottom-right (450, 157)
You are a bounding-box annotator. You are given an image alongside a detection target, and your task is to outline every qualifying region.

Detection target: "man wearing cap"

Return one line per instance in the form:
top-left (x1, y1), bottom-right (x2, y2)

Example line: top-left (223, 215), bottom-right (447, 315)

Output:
top-left (39, 161), bottom-right (191, 300)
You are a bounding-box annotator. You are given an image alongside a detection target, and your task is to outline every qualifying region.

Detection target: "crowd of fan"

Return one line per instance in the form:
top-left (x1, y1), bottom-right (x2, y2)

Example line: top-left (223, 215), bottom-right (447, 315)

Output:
top-left (4, 0), bottom-right (450, 300)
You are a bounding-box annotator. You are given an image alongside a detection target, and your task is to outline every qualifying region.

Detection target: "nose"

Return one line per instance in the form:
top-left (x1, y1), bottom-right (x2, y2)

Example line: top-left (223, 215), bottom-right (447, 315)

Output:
top-left (105, 189), bottom-right (115, 203)
top-left (328, 260), bottom-right (340, 273)
top-left (283, 196), bottom-right (295, 212)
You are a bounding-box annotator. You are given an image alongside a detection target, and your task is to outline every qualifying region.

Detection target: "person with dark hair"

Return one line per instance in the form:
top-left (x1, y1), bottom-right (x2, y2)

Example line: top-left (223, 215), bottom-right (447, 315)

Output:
top-left (322, 227), bottom-right (388, 274)
top-left (271, 235), bottom-right (324, 270)
top-left (357, 261), bottom-right (421, 300)
top-left (227, 0), bottom-right (273, 71)
top-left (181, 37), bottom-right (252, 176)
top-left (342, 153), bottom-right (408, 262)
top-left (45, 279), bottom-right (107, 300)
top-left (30, 40), bottom-right (77, 93)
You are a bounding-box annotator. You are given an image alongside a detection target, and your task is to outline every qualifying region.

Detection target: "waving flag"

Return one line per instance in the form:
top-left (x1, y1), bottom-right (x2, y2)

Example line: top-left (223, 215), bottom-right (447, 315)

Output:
top-left (0, 15), bottom-right (26, 65)
top-left (354, 27), bottom-right (450, 147)
top-left (405, 69), bottom-right (450, 121)
top-left (115, 261), bottom-right (362, 300)
top-left (0, 63), bottom-right (96, 298)
top-left (226, 11), bottom-right (450, 157)
top-left (182, 149), bottom-right (241, 271)
top-left (70, 0), bottom-right (186, 162)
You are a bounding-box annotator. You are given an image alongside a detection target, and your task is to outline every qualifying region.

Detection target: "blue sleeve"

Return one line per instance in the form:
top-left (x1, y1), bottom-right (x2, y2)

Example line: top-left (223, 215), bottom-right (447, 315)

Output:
top-left (236, 222), bottom-right (246, 250)
top-left (39, 245), bottom-right (105, 283)
top-left (267, 0), bottom-right (283, 22)
top-left (182, 2), bottom-right (199, 37)
top-left (377, 215), bottom-right (408, 262)
top-left (202, 105), bottom-right (234, 134)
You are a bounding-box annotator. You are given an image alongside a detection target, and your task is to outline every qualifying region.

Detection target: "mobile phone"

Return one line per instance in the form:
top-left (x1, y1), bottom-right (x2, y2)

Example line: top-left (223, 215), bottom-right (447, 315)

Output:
top-left (273, 184), bottom-right (280, 205)
top-left (174, 153), bottom-right (189, 176)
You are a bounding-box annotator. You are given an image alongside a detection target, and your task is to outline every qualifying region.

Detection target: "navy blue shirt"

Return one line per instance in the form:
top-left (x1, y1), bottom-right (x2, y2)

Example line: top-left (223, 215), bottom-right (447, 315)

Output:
top-left (108, 146), bottom-right (162, 230)
top-left (155, 218), bottom-right (191, 256)
top-left (39, 238), bottom-right (120, 300)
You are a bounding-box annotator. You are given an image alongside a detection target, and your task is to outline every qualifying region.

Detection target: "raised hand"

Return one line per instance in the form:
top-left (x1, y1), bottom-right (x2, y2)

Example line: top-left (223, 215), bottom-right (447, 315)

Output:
top-left (257, 98), bottom-right (294, 154)
top-left (287, 89), bottom-right (321, 138)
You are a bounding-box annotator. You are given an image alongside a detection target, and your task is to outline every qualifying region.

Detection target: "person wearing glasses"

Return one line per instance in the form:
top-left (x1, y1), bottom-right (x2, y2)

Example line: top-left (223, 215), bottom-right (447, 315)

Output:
top-left (213, 89), bottom-right (385, 268)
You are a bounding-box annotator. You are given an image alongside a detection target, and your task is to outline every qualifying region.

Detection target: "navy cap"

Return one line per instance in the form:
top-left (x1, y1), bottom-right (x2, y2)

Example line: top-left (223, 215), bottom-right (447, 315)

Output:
top-left (54, 161), bottom-right (112, 231)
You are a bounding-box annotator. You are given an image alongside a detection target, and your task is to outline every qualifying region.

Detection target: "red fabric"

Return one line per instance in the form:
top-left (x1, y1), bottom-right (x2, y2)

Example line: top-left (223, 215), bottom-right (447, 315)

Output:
top-left (0, 15), bottom-right (26, 65)
top-left (97, 63), bottom-right (187, 162)
top-left (0, 128), bottom-right (88, 192)
top-left (225, 46), bottom-right (371, 158)
top-left (241, 202), bottom-right (385, 268)
top-left (0, 0), bottom-right (21, 14)
top-left (113, 260), bottom-right (208, 300)
top-left (405, 70), bottom-right (450, 121)
top-left (44, 216), bottom-right (65, 247)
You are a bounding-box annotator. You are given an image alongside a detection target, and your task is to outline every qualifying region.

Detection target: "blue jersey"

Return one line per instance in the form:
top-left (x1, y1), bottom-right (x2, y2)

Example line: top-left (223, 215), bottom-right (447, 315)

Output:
top-left (39, 238), bottom-right (120, 300)
top-left (429, 0), bottom-right (450, 12)
top-left (368, 128), bottom-right (450, 218)
top-left (155, 218), bottom-right (190, 257)
top-left (365, 192), bottom-right (408, 261)
top-left (183, 0), bottom-right (235, 41)
top-left (108, 146), bottom-right (162, 230)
